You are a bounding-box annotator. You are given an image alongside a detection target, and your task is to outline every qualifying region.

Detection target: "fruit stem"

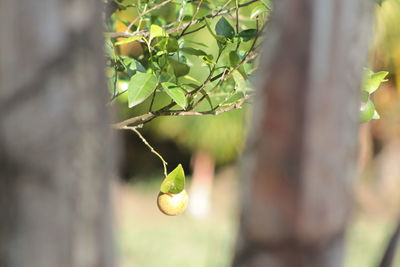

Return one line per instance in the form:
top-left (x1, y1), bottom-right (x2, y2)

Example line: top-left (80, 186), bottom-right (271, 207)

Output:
top-left (124, 126), bottom-right (168, 177)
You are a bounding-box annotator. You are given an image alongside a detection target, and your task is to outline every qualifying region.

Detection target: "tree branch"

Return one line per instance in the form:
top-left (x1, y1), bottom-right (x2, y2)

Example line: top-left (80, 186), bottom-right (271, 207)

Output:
top-left (112, 94), bottom-right (252, 129)
top-left (125, 0), bottom-right (173, 33)
top-left (123, 126), bottom-right (169, 177)
top-left (106, 0), bottom-right (260, 39)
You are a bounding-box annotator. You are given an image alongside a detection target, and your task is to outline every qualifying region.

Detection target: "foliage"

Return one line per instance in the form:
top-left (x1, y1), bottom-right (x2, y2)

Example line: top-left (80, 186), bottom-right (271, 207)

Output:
top-left (105, 0), bottom-right (269, 130)
top-left (360, 69), bottom-right (388, 122)
top-left (160, 164), bottom-right (185, 194)
top-left (103, 0), bottom-right (269, 197)
top-left (103, 1), bottom-right (388, 199)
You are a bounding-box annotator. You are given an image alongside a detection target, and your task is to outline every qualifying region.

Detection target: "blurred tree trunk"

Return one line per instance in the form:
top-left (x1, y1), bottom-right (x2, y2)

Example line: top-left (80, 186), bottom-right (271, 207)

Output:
top-left (234, 1), bottom-right (374, 267)
top-left (0, 1), bottom-right (115, 267)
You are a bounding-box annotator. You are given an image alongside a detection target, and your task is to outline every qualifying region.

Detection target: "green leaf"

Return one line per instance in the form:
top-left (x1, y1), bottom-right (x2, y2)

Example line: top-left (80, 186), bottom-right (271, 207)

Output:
top-left (161, 82), bottom-right (187, 109)
top-left (215, 17), bottom-right (235, 39)
top-left (232, 70), bottom-right (246, 91)
top-left (117, 80), bottom-right (129, 93)
top-left (224, 92), bottom-right (245, 106)
top-left (135, 60), bottom-right (146, 72)
top-left (229, 51), bottom-right (241, 66)
top-left (154, 37), bottom-right (179, 53)
top-left (128, 72), bottom-right (158, 107)
top-left (363, 70), bottom-right (389, 94)
top-left (168, 58), bottom-right (190, 77)
top-left (167, 38), bottom-right (179, 52)
top-left (201, 54), bottom-right (216, 65)
top-left (160, 164), bottom-right (185, 194)
top-left (238, 29), bottom-right (258, 42)
top-left (115, 36), bottom-right (142, 46)
top-left (251, 5), bottom-right (268, 19)
top-left (199, 89), bottom-right (213, 109)
top-left (185, 40), bottom-right (209, 48)
top-left (181, 47), bottom-right (208, 56)
top-left (229, 51), bottom-right (247, 79)
top-left (180, 75), bottom-right (201, 85)
top-left (150, 24), bottom-right (167, 39)
top-left (260, 0), bottom-right (272, 10)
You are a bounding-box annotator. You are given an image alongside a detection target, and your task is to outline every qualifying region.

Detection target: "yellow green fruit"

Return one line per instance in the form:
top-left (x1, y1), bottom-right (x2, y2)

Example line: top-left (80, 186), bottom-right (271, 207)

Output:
top-left (157, 190), bottom-right (188, 216)
top-left (360, 98), bottom-right (375, 123)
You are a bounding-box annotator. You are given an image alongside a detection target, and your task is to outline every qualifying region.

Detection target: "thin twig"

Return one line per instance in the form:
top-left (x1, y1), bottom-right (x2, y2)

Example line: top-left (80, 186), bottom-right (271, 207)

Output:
top-left (125, 0), bottom-right (173, 33)
top-left (113, 94), bottom-right (252, 129)
top-left (178, 0), bottom-right (204, 38)
top-left (176, 0), bottom-right (188, 30)
top-left (110, 1), bottom-right (263, 129)
top-left (181, 24), bottom-right (206, 36)
top-left (135, 3), bottom-right (147, 33)
top-left (107, 0), bottom-right (259, 38)
top-left (112, 102), bottom-right (176, 129)
top-left (111, 47), bottom-right (259, 128)
top-left (124, 126), bottom-right (168, 177)
top-left (192, 20), bottom-right (261, 108)
top-left (161, 94), bottom-right (252, 116)
top-left (235, 0), bottom-right (241, 50)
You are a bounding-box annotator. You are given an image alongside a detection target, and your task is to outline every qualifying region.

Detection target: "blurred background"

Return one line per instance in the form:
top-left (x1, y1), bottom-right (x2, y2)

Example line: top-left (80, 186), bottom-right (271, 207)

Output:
top-left (109, 1), bottom-right (400, 266)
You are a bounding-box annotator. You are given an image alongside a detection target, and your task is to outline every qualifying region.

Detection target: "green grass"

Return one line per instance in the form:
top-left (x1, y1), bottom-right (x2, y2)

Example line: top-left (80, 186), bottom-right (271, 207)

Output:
top-left (345, 216), bottom-right (400, 267)
top-left (117, 178), bottom-right (400, 267)
top-left (119, 215), bottom-right (236, 267)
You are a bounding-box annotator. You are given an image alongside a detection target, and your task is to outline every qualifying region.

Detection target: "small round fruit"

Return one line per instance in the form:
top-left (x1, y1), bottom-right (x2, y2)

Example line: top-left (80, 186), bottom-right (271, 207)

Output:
top-left (360, 99), bottom-right (375, 123)
top-left (157, 190), bottom-right (188, 216)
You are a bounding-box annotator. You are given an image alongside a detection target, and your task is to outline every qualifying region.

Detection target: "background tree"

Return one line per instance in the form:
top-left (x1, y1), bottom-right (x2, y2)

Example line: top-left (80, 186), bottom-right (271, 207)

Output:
top-left (0, 1), bottom-right (116, 267)
top-left (233, 0), bottom-right (375, 267)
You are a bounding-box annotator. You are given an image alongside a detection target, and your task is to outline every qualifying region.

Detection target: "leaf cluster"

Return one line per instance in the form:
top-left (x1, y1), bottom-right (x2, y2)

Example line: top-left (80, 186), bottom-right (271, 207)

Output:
top-left (105, 0), bottom-right (270, 129)
top-left (360, 68), bottom-right (388, 123)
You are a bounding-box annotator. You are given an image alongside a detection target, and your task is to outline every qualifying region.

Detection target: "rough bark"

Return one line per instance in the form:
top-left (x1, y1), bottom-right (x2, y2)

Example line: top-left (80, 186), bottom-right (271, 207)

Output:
top-left (0, 1), bottom-right (115, 267)
top-left (233, 0), bottom-right (374, 266)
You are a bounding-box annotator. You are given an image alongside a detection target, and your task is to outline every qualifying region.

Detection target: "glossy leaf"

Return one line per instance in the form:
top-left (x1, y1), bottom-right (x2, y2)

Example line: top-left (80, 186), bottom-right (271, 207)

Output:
top-left (224, 92), bottom-right (245, 106)
top-left (180, 75), bottom-right (201, 85)
top-left (215, 17), bottom-right (235, 39)
top-left (238, 29), bottom-right (258, 42)
top-left (135, 60), bottom-right (146, 72)
top-left (185, 40), bottom-right (209, 48)
top-left (229, 51), bottom-right (247, 79)
top-left (229, 51), bottom-right (241, 66)
top-left (150, 24), bottom-right (167, 39)
top-left (160, 164), bottom-right (185, 194)
top-left (199, 89), bottom-right (213, 109)
top-left (181, 47), bottom-right (208, 56)
top-left (128, 72), bottom-right (158, 107)
top-left (115, 36), bottom-right (142, 46)
top-left (232, 70), bottom-right (246, 91)
top-left (167, 38), bottom-right (179, 52)
top-left (363, 70), bottom-right (389, 94)
top-left (260, 0), bottom-right (272, 10)
top-left (168, 58), bottom-right (190, 77)
top-left (161, 82), bottom-right (187, 109)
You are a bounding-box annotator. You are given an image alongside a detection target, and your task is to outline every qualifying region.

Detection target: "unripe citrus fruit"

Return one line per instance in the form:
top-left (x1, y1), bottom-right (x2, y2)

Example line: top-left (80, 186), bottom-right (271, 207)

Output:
top-left (157, 190), bottom-right (188, 216)
top-left (360, 99), bottom-right (375, 123)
